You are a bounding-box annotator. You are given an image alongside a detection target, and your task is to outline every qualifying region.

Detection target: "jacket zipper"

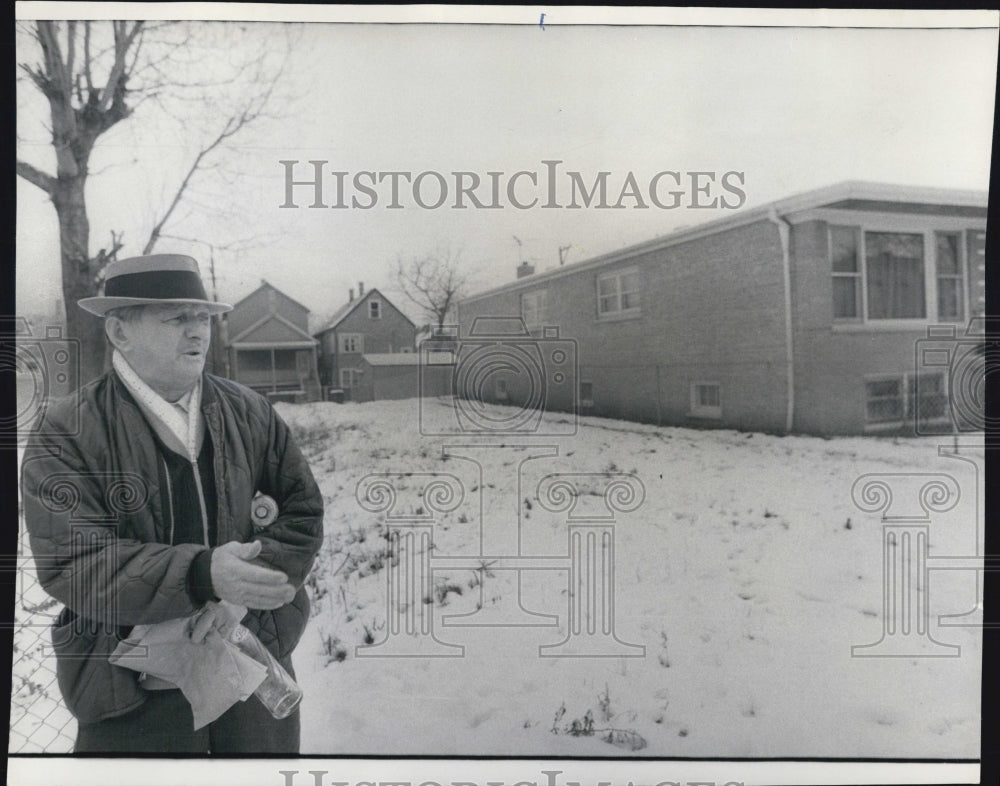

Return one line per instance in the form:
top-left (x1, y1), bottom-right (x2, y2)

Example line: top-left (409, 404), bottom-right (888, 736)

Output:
top-left (162, 455), bottom-right (176, 546)
top-left (205, 402), bottom-right (230, 545)
top-left (191, 458), bottom-right (211, 547)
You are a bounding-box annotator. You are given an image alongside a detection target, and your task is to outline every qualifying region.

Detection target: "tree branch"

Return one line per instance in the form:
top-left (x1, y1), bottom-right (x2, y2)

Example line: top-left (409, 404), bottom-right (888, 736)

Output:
top-left (16, 159), bottom-right (56, 194)
top-left (82, 21), bottom-right (93, 94)
top-left (98, 21), bottom-right (142, 114)
top-left (141, 108), bottom-right (254, 254)
top-left (64, 21), bottom-right (76, 98)
top-left (394, 249), bottom-right (467, 329)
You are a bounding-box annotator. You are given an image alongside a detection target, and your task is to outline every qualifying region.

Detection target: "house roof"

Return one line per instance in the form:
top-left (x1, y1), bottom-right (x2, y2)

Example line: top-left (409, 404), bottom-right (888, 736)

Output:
top-left (227, 311), bottom-right (317, 346)
top-left (460, 180), bottom-right (989, 305)
top-left (314, 298), bottom-right (359, 335)
top-left (228, 279), bottom-right (312, 315)
top-left (313, 287), bottom-right (417, 335)
top-left (361, 353), bottom-right (421, 366)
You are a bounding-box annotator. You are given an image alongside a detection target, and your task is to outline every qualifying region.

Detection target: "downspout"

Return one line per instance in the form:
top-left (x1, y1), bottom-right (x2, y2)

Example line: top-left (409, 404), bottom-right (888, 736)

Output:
top-left (768, 205), bottom-right (795, 434)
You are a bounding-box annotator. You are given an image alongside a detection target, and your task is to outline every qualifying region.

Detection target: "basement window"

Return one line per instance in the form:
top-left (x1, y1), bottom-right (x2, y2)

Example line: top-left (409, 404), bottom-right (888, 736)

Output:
top-left (864, 372), bottom-right (949, 430)
top-left (690, 382), bottom-right (722, 419)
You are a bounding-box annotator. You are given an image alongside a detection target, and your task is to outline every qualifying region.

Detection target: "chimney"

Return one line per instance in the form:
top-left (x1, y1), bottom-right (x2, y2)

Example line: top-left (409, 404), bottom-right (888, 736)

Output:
top-left (359, 281), bottom-right (365, 297)
top-left (349, 288), bottom-right (354, 302)
top-left (516, 262), bottom-right (535, 279)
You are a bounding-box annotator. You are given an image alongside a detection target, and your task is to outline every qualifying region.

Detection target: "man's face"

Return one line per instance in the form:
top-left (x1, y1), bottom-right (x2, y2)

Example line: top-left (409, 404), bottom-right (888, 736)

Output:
top-left (111, 304), bottom-right (212, 400)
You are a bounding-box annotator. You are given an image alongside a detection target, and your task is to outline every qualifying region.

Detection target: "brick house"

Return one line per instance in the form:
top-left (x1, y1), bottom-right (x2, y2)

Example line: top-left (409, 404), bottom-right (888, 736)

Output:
top-left (314, 284), bottom-right (417, 401)
top-left (224, 281), bottom-right (322, 402)
top-left (456, 182), bottom-right (987, 436)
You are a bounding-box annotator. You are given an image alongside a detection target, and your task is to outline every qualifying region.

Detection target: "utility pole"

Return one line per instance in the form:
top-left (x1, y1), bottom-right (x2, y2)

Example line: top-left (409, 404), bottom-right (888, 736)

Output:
top-left (209, 246), bottom-right (219, 302)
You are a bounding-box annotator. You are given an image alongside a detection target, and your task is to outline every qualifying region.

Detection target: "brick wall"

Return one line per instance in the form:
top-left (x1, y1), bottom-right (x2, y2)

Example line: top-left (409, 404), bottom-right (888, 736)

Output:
top-left (459, 209), bottom-right (986, 436)
top-left (789, 218), bottom-right (987, 435)
top-left (459, 218), bottom-right (789, 432)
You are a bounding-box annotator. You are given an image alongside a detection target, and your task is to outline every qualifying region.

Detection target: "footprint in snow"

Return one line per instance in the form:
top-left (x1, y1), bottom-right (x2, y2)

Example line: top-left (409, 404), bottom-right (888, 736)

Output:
top-left (871, 709), bottom-right (898, 727)
top-left (469, 708), bottom-right (498, 728)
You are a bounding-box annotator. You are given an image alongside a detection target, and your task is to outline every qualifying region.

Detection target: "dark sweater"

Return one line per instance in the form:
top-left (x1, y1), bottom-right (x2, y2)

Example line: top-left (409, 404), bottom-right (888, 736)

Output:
top-left (151, 430), bottom-right (219, 603)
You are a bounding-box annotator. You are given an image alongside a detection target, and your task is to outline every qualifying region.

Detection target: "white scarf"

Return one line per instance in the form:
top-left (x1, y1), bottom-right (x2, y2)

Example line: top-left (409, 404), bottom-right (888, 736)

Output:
top-left (113, 350), bottom-right (204, 462)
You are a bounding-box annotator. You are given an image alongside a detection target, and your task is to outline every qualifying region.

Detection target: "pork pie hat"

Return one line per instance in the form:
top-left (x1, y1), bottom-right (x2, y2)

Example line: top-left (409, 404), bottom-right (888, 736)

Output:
top-left (78, 254), bottom-right (233, 317)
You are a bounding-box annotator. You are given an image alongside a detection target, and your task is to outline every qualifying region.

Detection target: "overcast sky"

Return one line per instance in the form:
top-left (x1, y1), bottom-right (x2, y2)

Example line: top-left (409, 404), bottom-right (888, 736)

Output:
top-left (16, 15), bottom-right (999, 326)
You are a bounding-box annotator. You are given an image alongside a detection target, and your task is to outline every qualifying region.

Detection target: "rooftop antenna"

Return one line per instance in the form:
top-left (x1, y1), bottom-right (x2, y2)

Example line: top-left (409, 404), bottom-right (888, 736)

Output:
top-left (558, 244), bottom-right (572, 266)
top-left (512, 235), bottom-right (524, 264)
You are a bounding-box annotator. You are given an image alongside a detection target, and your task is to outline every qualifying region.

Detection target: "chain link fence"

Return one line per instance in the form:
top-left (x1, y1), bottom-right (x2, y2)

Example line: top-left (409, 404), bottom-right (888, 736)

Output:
top-left (9, 509), bottom-right (77, 753)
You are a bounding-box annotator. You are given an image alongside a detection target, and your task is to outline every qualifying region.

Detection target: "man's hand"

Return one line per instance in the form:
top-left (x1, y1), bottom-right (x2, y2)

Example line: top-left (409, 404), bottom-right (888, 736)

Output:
top-left (210, 540), bottom-right (295, 610)
top-left (187, 599), bottom-right (248, 644)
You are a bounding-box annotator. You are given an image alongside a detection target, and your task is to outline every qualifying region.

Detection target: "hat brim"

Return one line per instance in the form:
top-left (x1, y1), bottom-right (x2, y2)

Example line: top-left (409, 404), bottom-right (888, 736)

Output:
top-left (78, 296), bottom-right (233, 317)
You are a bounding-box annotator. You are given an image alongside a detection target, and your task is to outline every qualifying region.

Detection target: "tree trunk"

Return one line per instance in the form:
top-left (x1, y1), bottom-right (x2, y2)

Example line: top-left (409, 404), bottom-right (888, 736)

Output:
top-left (53, 174), bottom-right (105, 387)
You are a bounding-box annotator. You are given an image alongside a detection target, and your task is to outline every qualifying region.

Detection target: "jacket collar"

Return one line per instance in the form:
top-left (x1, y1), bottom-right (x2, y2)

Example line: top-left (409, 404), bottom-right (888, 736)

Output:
top-left (110, 371), bottom-right (224, 457)
top-left (111, 369), bottom-right (220, 413)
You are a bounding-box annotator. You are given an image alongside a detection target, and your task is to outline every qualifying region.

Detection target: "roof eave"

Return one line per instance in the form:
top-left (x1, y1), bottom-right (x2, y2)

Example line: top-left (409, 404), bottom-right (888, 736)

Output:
top-left (459, 180), bottom-right (989, 305)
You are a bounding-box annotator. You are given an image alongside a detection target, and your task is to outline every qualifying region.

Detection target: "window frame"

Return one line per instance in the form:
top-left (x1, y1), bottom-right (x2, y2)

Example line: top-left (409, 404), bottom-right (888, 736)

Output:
top-left (934, 231), bottom-right (967, 323)
top-left (369, 300), bottom-right (382, 320)
top-left (829, 225), bottom-right (863, 323)
top-left (339, 368), bottom-right (360, 388)
top-left (689, 381), bottom-right (722, 419)
top-left (339, 333), bottom-right (363, 353)
top-left (828, 219), bottom-right (974, 328)
top-left (863, 370), bottom-right (951, 431)
top-left (596, 267), bottom-right (642, 320)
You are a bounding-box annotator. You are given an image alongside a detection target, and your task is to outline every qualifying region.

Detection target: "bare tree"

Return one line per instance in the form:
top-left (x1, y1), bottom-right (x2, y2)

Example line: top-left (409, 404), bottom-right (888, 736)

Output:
top-left (394, 247), bottom-right (469, 333)
top-left (16, 20), bottom-right (293, 386)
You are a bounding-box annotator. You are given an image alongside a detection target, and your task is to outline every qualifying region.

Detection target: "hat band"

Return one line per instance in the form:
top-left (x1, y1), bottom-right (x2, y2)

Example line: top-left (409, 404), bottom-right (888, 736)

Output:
top-left (105, 270), bottom-right (210, 301)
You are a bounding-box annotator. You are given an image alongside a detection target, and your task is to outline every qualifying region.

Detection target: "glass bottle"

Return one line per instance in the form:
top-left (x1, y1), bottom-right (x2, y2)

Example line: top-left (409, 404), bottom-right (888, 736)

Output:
top-left (229, 624), bottom-right (303, 719)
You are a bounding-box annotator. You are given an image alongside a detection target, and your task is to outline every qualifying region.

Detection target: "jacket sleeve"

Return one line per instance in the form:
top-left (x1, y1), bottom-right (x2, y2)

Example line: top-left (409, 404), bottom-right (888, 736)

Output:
top-left (251, 403), bottom-right (324, 589)
top-left (20, 415), bottom-right (206, 628)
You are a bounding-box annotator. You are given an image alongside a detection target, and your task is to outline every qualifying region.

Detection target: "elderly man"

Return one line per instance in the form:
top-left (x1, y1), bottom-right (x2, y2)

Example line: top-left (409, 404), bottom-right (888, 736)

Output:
top-left (20, 254), bottom-right (324, 753)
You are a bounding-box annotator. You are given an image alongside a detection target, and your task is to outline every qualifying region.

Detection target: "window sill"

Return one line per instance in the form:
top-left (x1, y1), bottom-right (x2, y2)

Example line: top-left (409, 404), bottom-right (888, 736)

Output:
top-left (832, 320), bottom-right (946, 334)
top-left (689, 410), bottom-right (722, 420)
top-left (596, 310), bottom-right (642, 324)
top-left (863, 418), bottom-right (952, 433)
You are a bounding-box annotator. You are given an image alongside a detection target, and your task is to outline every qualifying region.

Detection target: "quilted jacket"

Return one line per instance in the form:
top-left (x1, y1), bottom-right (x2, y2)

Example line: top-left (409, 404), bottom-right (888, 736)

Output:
top-left (20, 371), bottom-right (324, 723)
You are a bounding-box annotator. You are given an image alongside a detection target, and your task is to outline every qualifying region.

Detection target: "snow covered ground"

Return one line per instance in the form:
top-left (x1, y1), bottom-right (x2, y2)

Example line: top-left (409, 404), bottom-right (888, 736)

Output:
top-left (280, 398), bottom-right (983, 758)
top-left (11, 396), bottom-right (983, 758)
